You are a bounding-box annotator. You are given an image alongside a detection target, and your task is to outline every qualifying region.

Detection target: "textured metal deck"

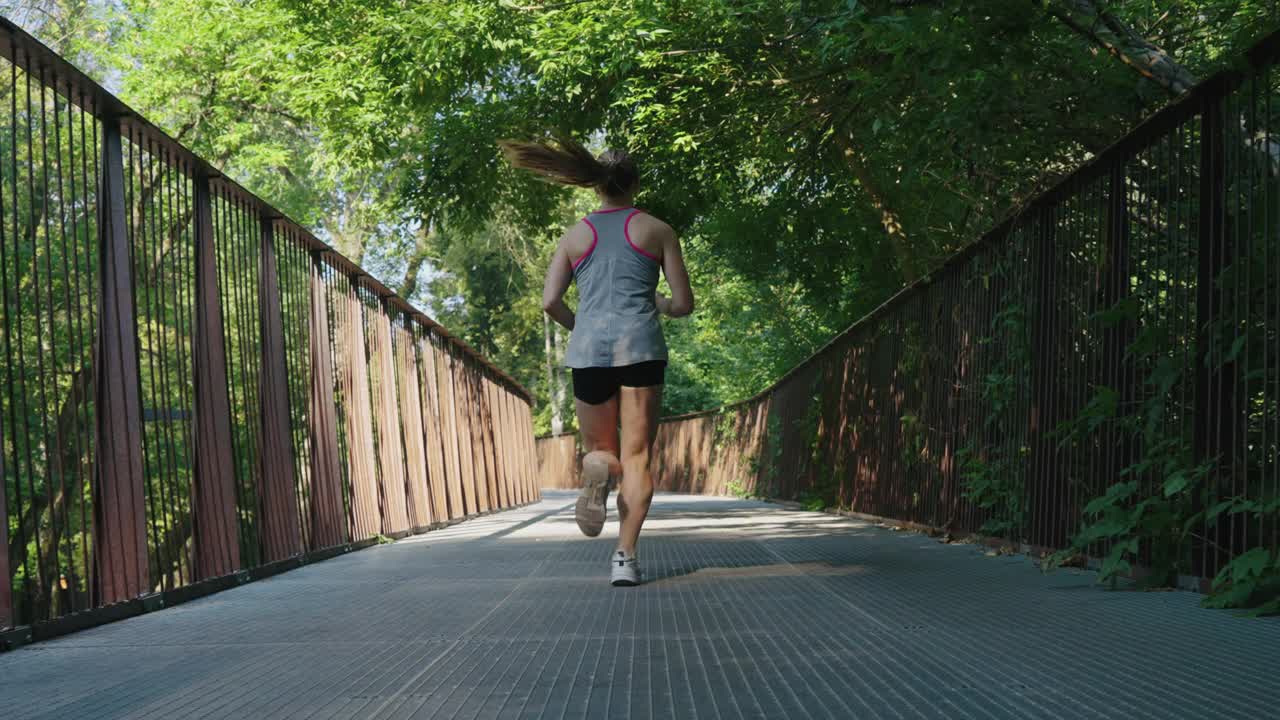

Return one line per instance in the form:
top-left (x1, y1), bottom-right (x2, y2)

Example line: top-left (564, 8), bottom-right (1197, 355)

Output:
top-left (3, 490), bottom-right (1278, 719)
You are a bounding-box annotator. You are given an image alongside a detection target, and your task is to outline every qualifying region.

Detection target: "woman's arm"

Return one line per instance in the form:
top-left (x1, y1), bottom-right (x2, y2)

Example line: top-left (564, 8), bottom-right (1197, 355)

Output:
top-left (542, 240), bottom-right (576, 330)
top-left (656, 226), bottom-right (694, 318)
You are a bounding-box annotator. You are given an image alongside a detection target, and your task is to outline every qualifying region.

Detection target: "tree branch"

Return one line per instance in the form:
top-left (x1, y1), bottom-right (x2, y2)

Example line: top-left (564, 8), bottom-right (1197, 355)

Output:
top-left (1044, 0), bottom-right (1197, 95)
top-left (398, 219), bottom-right (436, 300)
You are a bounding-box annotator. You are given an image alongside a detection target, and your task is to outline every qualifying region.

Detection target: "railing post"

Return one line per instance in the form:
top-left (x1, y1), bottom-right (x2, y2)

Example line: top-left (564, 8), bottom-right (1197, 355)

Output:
top-left (93, 114), bottom-right (148, 605)
top-left (396, 321), bottom-right (431, 529)
top-left (1, 418), bottom-right (10, 628)
top-left (190, 173), bottom-right (241, 580)
top-left (434, 334), bottom-right (465, 519)
top-left (307, 255), bottom-right (346, 548)
top-left (340, 282), bottom-right (379, 540)
top-left (1095, 158), bottom-right (1138, 557)
top-left (414, 328), bottom-right (446, 522)
top-left (1194, 90), bottom-right (1239, 577)
top-left (497, 386), bottom-right (515, 508)
top-left (518, 401), bottom-right (531, 502)
top-left (527, 402), bottom-right (541, 500)
top-left (487, 378), bottom-right (508, 509)
top-left (1027, 202), bottom-right (1068, 549)
top-left (256, 217), bottom-right (301, 561)
top-left (476, 373), bottom-right (498, 511)
top-left (448, 344), bottom-right (479, 515)
top-left (372, 299), bottom-right (409, 535)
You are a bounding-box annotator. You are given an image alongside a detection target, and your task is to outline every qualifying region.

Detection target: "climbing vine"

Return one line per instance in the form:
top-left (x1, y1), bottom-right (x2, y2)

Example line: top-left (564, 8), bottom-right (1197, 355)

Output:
top-left (1041, 191), bottom-right (1280, 614)
top-left (958, 260), bottom-right (1031, 539)
top-left (796, 375), bottom-right (838, 511)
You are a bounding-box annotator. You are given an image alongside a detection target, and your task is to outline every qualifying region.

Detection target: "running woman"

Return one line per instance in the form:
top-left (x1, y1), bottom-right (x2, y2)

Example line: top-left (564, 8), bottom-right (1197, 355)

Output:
top-left (499, 138), bottom-right (694, 586)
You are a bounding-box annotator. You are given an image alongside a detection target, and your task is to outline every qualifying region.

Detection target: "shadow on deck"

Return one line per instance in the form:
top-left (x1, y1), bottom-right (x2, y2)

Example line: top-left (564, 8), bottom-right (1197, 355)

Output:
top-left (2, 490), bottom-right (1278, 719)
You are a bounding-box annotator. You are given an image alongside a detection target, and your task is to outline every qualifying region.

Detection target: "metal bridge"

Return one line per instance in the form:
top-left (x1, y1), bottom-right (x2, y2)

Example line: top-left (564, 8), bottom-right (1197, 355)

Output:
top-left (2, 15), bottom-right (1280, 720)
top-left (5, 491), bottom-right (1279, 719)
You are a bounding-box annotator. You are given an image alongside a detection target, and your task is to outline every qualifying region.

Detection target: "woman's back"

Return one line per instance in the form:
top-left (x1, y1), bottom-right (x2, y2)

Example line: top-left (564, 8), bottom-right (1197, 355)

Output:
top-left (563, 207), bottom-right (668, 369)
top-left (502, 136), bottom-right (694, 585)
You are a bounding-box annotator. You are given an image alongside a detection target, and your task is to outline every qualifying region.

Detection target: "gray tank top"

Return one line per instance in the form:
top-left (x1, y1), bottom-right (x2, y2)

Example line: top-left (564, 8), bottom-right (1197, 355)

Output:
top-left (563, 207), bottom-right (668, 368)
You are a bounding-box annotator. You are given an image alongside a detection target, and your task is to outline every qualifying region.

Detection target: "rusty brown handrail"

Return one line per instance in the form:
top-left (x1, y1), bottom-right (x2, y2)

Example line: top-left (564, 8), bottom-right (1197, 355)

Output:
top-left (540, 27), bottom-right (1280, 590)
top-left (0, 15), bottom-right (540, 643)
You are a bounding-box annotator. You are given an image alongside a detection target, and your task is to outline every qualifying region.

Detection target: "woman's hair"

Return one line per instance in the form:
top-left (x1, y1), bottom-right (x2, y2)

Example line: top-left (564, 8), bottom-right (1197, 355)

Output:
top-left (498, 137), bottom-right (639, 198)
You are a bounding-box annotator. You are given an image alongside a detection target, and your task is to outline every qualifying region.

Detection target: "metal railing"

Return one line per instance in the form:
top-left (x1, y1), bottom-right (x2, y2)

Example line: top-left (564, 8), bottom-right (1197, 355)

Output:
top-left (536, 433), bottom-right (579, 490)
top-left (540, 28), bottom-right (1280, 585)
top-left (0, 18), bottom-right (540, 641)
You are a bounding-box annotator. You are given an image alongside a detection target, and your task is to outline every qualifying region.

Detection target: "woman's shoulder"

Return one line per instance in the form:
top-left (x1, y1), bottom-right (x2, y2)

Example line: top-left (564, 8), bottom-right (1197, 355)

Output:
top-left (559, 218), bottom-right (596, 256)
top-left (628, 210), bottom-right (675, 239)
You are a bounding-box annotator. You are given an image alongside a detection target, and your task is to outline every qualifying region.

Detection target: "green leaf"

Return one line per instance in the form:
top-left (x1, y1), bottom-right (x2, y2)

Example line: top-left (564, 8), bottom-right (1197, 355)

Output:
top-left (1161, 471), bottom-right (1190, 498)
top-left (1231, 547), bottom-right (1272, 584)
top-left (1225, 335), bottom-right (1247, 362)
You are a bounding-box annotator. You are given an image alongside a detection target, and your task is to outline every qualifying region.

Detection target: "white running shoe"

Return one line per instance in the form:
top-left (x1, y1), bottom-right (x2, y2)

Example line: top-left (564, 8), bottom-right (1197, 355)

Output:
top-left (610, 550), bottom-right (641, 587)
top-left (576, 452), bottom-right (613, 537)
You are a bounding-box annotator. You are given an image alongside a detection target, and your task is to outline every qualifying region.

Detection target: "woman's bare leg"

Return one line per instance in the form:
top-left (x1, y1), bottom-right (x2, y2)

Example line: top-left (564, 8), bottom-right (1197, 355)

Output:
top-left (575, 395), bottom-right (620, 458)
top-left (573, 395), bottom-right (621, 536)
top-left (616, 385), bottom-right (661, 555)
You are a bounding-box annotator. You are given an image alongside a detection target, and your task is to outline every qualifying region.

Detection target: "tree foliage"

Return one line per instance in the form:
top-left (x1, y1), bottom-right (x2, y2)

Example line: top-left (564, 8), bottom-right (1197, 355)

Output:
top-left (29, 0), bottom-right (1280, 428)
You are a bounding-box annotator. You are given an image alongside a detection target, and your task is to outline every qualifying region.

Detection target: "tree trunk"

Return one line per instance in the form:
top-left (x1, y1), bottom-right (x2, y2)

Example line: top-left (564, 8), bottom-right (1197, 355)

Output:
top-left (7, 361), bottom-right (94, 620)
top-left (827, 126), bottom-right (919, 282)
top-left (399, 220), bottom-right (435, 301)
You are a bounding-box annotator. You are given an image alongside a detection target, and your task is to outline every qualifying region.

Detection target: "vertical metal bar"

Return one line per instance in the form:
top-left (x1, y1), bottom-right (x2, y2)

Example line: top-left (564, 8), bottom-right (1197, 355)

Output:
top-left (147, 139), bottom-right (182, 592)
top-left (93, 113), bottom-right (148, 604)
top-left (476, 373), bottom-right (498, 511)
top-left (161, 147), bottom-right (193, 589)
top-left (279, 231), bottom-right (309, 547)
top-left (29, 59), bottom-right (62, 616)
top-left (131, 128), bottom-right (166, 589)
top-left (1028, 201), bottom-right (1064, 548)
top-left (396, 321), bottom-right (430, 528)
top-left (372, 299), bottom-right (408, 535)
top-left (257, 216), bottom-right (301, 562)
top-left (1235, 83), bottom-right (1251, 569)
top-left (507, 389), bottom-right (522, 504)
top-left (72, 92), bottom-right (94, 601)
top-left (507, 393), bottom-right (522, 505)
top-left (490, 383), bottom-right (508, 507)
top-left (220, 193), bottom-right (255, 564)
top-left (431, 334), bottom-right (458, 518)
top-left (340, 281), bottom-right (378, 540)
top-left (190, 170), bottom-right (240, 579)
top-left (447, 344), bottom-right (477, 515)
top-left (238, 198), bottom-right (267, 562)
top-left (464, 360), bottom-right (489, 513)
top-left (485, 377), bottom-right (504, 507)
top-left (527, 401), bottom-right (540, 501)
top-left (523, 398), bottom-right (536, 504)
top-left (513, 397), bottom-right (526, 505)
top-left (1268, 65), bottom-right (1279, 557)
top-left (1, 50), bottom-right (32, 619)
top-left (172, 156), bottom-right (196, 586)
top-left (420, 329), bottom-right (451, 520)
top-left (40, 67), bottom-right (73, 611)
top-left (1, 416), bottom-right (10, 627)
top-left (1196, 90), bottom-right (1232, 577)
top-left (499, 387), bottom-right (517, 508)
top-left (475, 373), bottom-right (494, 510)
top-left (517, 399), bottom-right (531, 503)
top-left (0, 55), bottom-right (15, 623)
top-left (487, 378), bottom-right (508, 509)
top-left (306, 254), bottom-right (345, 549)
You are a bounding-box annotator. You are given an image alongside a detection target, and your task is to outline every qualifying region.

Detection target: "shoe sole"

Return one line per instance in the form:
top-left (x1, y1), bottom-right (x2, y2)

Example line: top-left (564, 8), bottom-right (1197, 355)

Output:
top-left (576, 454), bottom-right (610, 537)
top-left (611, 576), bottom-right (641, 587)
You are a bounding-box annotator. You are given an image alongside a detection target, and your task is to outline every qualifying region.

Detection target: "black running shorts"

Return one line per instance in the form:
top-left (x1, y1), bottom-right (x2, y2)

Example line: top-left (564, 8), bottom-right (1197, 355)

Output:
top-left (571, 361), bottom-right (667, 405)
